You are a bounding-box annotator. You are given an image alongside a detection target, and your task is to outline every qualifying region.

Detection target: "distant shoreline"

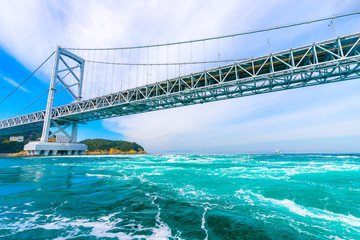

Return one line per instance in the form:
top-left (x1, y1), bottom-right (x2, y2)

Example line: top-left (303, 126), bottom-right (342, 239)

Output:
top-left (0, 150), bottom-right (147, 157)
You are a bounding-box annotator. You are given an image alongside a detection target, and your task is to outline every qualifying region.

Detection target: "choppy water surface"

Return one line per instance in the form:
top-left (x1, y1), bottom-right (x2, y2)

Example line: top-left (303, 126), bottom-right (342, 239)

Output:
top-left (0, 154), bottom-right (360, 239)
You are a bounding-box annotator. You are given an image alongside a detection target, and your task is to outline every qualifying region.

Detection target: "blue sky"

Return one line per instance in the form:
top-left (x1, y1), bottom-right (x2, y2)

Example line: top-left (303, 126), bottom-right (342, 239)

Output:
top-left (0, 0), bottom-right (360, 153)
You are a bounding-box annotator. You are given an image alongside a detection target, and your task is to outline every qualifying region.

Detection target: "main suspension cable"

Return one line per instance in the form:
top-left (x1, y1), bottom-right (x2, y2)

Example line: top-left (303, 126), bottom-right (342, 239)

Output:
top-left (65, 11), bottom-right (360, 51)
top-left (0, 51), bottom-right (55, 105)
top-left (84, 57), bottom-right (248, 66)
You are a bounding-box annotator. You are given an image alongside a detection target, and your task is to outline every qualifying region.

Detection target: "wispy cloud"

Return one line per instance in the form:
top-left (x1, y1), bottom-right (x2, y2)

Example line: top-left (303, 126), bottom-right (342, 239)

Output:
top-left (2, 76), bottom-right (29, 93)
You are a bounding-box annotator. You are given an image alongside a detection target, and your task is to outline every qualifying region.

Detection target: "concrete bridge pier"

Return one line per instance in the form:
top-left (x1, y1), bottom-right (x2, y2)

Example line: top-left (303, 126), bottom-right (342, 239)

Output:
top-left (24, 141), bottom-right (87, 156)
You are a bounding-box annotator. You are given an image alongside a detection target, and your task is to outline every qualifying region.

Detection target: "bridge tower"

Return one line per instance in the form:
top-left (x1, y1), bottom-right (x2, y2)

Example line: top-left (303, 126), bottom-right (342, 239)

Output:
top-left (24, 47), bottom-right (87, 156)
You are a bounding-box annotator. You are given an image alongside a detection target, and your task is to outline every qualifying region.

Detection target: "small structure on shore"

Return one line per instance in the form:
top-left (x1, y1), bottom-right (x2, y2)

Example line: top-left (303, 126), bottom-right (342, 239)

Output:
top-left (9, 136), bottom-right (24, 142)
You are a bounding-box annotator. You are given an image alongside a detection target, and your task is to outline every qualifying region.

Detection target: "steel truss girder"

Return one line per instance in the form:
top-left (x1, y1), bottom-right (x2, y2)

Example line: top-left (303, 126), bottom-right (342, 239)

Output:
top-left (1, 33), bottom-right (360, 135)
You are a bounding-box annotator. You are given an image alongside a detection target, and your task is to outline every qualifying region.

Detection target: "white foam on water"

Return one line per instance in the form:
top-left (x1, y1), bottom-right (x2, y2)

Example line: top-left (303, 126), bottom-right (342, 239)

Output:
top-left (58, 154), bottom-right (139, 159)
top-left (201, 206), bottom-right (209, 240)
top-left (166, 158), bottom-right (178, 162)
top-left (9, 214), bottom-right (41, 232)
top-left (174, 230), bottom-right (182, 239)
top-left (40, 222), bottom-right (63, 230)
top-left (231, 163), bottom-right (360, 180)
top-left (86, 172), bottom-right (136, 182)
top-left (49, 212), bottom-right (139, 240)
top-left (335, 155), bottom-right (359, 159)
top-left (235, 189), bottom-right (255, 206)
top-left (266, 175), bottom-right (287, 180)
top-left (54, 163), bottom-right (74, 166)
top-left (287, 221), bottom-right (318, 238)
top-left (164, 167), bottom-right (184, 171)
top-left (85, 173), bottom-right (112, 178)
top-left (235, 189), bottom-right (360, 227)
top-left (174, 185), bottom-right (207, 199)
top-left (24, 201), bottom-right (34, 206)
top-left (99, 211), bottom-right (119, 221)
top-left (138, 174), bottom-right (149, 184)
top-left (0, 207), bottom-right (141, 240)
top-left (149, 196), bottom-right (172, 240)
top-left (145, 195), bottom-right (183, 240)
top-left (329, 236), bottom-right (345, 240)
top-left (227, 166), bottom-right (247, 171)
top-left (143, 172), bottom-right (163, 176)
top-left (10, 165), bottom-right (21, 168)
top-left (23, 210), bottom-right (42, 215)
top-left (68, 218), bottom-right (130, 239)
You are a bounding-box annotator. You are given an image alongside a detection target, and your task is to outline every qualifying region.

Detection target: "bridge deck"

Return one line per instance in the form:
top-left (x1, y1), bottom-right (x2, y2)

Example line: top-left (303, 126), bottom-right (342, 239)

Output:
top-left (1, 33), bottom-right (360, 135)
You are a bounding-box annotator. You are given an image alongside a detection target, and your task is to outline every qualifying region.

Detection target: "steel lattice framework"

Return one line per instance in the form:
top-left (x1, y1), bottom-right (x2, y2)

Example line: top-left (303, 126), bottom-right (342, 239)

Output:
top-left (1, 33), bottom-right (360, 136)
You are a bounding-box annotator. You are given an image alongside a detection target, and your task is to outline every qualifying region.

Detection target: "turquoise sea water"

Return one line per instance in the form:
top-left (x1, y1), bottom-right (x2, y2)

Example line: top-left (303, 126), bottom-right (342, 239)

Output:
top-left (0, 154), bottom-right (359, 239)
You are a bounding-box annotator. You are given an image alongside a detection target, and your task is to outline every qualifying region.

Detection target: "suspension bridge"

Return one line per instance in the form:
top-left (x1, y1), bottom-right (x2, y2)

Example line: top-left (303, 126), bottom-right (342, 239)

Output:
top-left (1, 12), bottom-right (360, 155)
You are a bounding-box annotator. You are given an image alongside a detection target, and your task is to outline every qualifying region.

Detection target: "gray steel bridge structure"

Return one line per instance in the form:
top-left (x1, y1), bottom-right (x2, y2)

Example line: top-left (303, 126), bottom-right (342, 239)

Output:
top-left (1, 33), bottom-right (360, 137)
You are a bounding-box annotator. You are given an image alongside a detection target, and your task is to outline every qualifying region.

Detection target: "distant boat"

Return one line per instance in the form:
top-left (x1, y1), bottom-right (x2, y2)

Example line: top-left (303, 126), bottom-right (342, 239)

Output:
top-left (275, 149), bottom-right (280, 154)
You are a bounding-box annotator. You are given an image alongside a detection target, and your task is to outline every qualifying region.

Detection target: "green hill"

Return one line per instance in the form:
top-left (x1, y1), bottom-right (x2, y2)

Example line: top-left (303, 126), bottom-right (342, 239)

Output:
top-left (80, 139), bottom-right (145, 152)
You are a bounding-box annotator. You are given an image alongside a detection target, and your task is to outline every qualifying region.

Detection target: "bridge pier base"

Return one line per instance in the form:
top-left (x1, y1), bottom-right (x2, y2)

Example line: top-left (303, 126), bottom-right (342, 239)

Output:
top-left (24, 141), bottom-right (87, 156)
